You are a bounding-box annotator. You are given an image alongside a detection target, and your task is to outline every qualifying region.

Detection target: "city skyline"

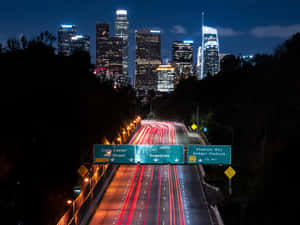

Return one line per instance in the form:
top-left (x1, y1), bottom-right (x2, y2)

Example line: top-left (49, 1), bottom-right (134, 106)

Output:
top-left (1, 0), bottom-right (299, 63)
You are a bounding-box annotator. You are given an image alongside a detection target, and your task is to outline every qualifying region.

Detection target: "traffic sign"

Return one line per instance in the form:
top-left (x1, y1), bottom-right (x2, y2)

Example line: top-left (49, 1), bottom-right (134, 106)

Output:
top-left (224, 166), bottom-right (236, 179)
top-left (191, 123), bottom-right (197, 130)
top-left (93, 144), bottom-right (135, 164)
top-left (135, 145), bottom-right (184, 164)
top-left (77, 165), bottom-right (89, 177)
top-left (187, 145), bottom-right (231, 164)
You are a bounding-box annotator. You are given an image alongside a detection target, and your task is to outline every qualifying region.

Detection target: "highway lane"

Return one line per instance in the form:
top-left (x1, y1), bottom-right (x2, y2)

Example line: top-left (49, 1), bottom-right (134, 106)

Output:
top-left (88, 120), bottom-right (212, 225)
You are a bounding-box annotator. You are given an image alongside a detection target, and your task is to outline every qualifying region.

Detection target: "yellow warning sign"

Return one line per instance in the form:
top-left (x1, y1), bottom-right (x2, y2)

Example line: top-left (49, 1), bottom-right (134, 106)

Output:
top-left (77, 165), bottom-right (89, 178)
top-left (191, 123), bottom-right (197, 130)
top-left (189, 155), bottom-right (197, 163)
top-left (224, 166), bottom-right (236, 179)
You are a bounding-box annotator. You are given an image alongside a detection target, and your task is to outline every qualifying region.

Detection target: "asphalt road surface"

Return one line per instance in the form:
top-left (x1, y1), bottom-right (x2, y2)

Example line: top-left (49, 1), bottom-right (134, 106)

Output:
top-left (88, 120), bottom-right (212, 225)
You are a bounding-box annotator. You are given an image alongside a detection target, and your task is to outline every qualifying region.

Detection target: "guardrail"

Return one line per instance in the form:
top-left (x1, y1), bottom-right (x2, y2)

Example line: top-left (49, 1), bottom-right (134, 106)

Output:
top-left (56, 164), bottom-right (117, 225)
top-left (194, 131), bottom-right (224, 225)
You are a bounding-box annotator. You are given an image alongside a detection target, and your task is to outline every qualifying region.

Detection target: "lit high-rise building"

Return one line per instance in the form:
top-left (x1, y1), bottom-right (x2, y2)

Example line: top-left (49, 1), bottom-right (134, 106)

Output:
top-left (96, 23), bottom-right (123, 83)
top-left (201, 26), bottom-right (220, 79)
top-left (58, 24), bottom-right (77, 56)
top-left (71, 35), bottom-right (90, 54)
top-left (172, 40), bottom-right (193, 79)
top-left (96, 23), bottom-right (110, 73)
top-left (135, 29), bottom-right (161, 91)
top-left (156, 65), bottom-right (175, 93)
top-left (114, 9), bottom-right (129, 85)
top-left (196, 46), bottom-right (202, 80)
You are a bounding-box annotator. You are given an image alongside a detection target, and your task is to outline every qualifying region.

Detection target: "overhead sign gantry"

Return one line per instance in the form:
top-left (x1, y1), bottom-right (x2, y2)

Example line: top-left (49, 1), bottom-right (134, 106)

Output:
top-left (94, 144), bottom-right (231, 165)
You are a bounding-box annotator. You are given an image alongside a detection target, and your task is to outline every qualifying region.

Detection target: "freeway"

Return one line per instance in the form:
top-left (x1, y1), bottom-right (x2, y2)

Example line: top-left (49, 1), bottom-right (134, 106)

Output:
top-left (89, 120), bottom-right (212, 225)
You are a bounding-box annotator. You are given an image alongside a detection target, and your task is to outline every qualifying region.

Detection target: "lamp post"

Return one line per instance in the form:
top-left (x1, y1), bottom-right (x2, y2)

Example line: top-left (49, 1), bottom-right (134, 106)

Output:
top-left (84, 177), bottom-right (92, 198)
top-left (66, 199), bottom-right (75, 217)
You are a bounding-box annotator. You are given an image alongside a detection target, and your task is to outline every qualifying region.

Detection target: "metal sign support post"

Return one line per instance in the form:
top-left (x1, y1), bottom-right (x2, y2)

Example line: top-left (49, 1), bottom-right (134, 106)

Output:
top-left (229, 178), bottom-right (232, 196)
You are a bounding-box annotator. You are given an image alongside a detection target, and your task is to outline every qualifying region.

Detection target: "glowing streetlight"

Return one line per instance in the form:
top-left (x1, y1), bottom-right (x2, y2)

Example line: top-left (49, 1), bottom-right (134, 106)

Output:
top-left (66, 199), bottom-right (75, 216)
top-left (66, 200), bottom-right (72, 205)
top-left (84, 177), bottom-right (92, 197)
top-left (117, 137), bottom-right (121, 144)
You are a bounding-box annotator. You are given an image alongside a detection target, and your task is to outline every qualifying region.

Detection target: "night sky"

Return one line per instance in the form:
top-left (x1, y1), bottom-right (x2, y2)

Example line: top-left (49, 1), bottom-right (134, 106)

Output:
top-left (1, 0), bottom-right (299, 77)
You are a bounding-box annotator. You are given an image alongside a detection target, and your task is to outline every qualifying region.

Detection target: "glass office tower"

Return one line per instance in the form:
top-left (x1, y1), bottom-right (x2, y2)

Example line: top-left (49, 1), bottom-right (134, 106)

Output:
top-left (114, 9), bottom-right (129, 85)
top-left (135, 29), bottom-right (161, 91)
top-left (58, 24), bottom-right (77, 56)
top-left (172, 40), bottom-right (194, 80)
top-left (201, 26), bottom-right (220, 79)
top-left (71, 35), bottom-right (90, 54)
top-left (96, 23), bottom-right (123, 82)
top-left (196, 46), bottom-right (202, 80)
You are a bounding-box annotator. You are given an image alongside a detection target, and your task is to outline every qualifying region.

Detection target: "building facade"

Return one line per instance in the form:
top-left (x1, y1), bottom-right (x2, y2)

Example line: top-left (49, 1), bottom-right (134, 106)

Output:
top-left (58, 24), bottom-right (89, 56)
top-left (71, 35), bottom-right (90, 53)
top-left (201, 26), bottom-right (220, 79)
top-left (156, 65), bottom-right (175, 93)
top-left (172, 40), bottom-right (194, 80)
top-left (114, 9), bottom-right (129, 85)
top-left (58, 24), bottom-right (77, 56)
top-left (96, 23), bottom-right (123, 84)
top-left (135, 29), bottom-right (161, 91)
top-left (196, 46), bottom-right (202, 80)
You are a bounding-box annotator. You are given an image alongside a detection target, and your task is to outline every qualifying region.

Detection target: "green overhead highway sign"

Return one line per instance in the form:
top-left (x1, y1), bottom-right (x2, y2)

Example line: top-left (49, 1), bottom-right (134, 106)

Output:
top-left (94, 144), bottom-right (135, 164)
top-left (94, 144), bottom-right (230, 165)
top-left (135, 145), bottom-right (184, 164)
top-left (188, 145), bottom-right (231, 165)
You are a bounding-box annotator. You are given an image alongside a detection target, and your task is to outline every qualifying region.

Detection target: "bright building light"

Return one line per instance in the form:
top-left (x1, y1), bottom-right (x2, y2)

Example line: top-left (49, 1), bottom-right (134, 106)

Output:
top-left (204, 40), bottom-right (218, 47)
top-left (116, 9), bottom-right (127, 15)
top-left (71, 35), bottom-right (84, 40)
top-left (156, 65), bottom-right (175, 71)
top-left (202, 25), bottom-right (218, 34)
top-left (183, 40), bottom-right (194, 44)
top-left (61, 24), bottom-right (73, 28)
top-left (150, 30), bottom-right (160, 33)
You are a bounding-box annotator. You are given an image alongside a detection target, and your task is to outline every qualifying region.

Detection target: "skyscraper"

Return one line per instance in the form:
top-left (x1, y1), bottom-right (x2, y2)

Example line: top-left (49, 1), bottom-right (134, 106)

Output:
top-left (96, 23), bottom-right (123, 83)
top-left (58, 24), bottom-right (89, 56)
top-left (114, 9), bottom-right (129, 85)
top-left (96, 23), bottom-right (110, 73)
top-left (58, 24), bottom-right (77, 56)
top-left (201, 26), bottom-right (220, 79)
top-left (197, 46), bottom-right (202, 80)
top-left (71, 35), bottom-right (90, 54)
top-left (172, 40), bottom-right (194, 80)
top-left (135, 29), bottom-right (161, 91)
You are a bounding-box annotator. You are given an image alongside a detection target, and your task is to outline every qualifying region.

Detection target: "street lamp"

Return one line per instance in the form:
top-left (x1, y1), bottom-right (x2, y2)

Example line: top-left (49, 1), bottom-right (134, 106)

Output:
top-left (66, 199), bottom-right (75, 216)
top-left (117, 137), bottom-right (122, 144)
top-left (84, 177), bottom-right (92, 198)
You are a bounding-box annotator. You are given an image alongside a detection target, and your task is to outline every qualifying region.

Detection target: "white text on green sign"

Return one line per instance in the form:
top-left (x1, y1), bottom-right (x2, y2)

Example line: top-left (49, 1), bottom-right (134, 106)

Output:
top-left (188, 145), bottom-right (231, 164)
